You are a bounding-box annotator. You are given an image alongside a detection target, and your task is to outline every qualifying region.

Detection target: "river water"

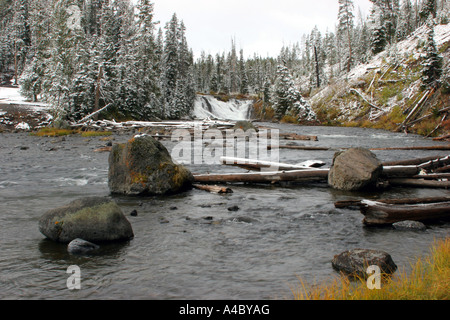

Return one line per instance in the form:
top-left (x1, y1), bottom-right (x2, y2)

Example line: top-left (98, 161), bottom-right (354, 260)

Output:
top-left (0, 123), bottom-right (449, 300)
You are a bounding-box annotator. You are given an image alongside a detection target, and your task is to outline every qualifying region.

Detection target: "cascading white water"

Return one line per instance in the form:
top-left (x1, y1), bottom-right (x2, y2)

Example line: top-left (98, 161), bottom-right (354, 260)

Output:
top-left (193, 95), bottom-right (253, 121)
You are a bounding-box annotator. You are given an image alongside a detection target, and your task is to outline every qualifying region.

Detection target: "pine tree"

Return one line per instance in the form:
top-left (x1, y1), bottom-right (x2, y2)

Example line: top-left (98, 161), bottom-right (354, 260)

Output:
top-left (337, 0), bottom-right (354, 73)
top-left (239, 49), bottom-right (249, 94)
top-left (420, 0), bottom-right (437, 23)
top-left (422, 23), bottom-right (443, 89)
top-left (370, 4), bottom-right (387, 55)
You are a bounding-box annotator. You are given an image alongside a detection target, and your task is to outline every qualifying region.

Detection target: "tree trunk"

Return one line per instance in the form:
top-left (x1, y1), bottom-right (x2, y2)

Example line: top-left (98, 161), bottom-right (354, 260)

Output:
top-left (193, 169), bottom-right (330, 184)
top-left (360, 200), bottom-right (450, 225)
top-left (193, 184), bottom-right (233, 194)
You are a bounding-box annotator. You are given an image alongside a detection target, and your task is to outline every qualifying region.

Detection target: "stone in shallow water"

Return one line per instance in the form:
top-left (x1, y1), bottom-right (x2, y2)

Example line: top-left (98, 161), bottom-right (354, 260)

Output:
top-left (67, 238), bottom-right (100, 255)
top-left (332, 248), bottom-right (397, 277)
top-left (392, 220), bottom-right (426, 231)
top-left (108, 135), bottom-right (193, 196)
top-left (39, 197), bottom-right (134, 243)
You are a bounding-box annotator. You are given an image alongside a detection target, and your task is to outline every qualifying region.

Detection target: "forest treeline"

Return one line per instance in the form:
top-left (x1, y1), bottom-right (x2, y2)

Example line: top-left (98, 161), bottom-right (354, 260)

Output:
top-left (0, 0), bottom-right (448, 123)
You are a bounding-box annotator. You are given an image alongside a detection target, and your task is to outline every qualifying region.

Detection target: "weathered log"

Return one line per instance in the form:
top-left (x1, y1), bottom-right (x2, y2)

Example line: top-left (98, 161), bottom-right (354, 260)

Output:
top-left (268, 145), bottom-right (330, 151)
top-left (411, 173), bottom-right (450, 180)
top-left (397, 89), bottom-right (432, 131)
top-left (436, 165), bottom-right (450, 173)
top-left (335, 196), bottom-right (450, 209)
top-left (280, 133), bottom-right (319, 141)
top-left (371, 145), bottom-right (450, 151)
top-left (350, 88), bottom-right (384, 111)
top-left (381, 165), bottom-right (419, 177)
top-left (382, 155), bottom-right (448, 167)
top-left (220, 156), bottom-right (325, 171)
top-left (388, 178), bottom-right (450, 188)
top-left (433, 134), bottom-right (450, 141)
top-left (360, 200), bottom-right (450, 225)
top-left (193, 184), bottom-right (233, 194)
top-left (193, 169), bottom-right (330, 184)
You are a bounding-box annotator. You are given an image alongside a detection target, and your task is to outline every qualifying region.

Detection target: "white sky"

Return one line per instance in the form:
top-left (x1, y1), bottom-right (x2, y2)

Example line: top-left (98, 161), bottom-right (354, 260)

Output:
top-left (151, 0), bottom-right (373, 59)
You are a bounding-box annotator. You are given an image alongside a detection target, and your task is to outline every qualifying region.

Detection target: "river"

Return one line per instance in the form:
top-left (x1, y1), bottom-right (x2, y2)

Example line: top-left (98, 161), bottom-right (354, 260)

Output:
top-left (0, 123), bottom-right (449, 300)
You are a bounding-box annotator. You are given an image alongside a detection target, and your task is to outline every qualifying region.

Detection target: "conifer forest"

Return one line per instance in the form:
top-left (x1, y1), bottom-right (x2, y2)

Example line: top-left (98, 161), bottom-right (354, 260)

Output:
top-left (0, 0), bottom-right (449, 124)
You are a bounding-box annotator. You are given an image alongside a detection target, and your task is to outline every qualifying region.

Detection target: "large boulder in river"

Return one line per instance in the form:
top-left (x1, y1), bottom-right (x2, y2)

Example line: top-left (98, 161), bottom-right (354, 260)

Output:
top-left (328, 147), bottom-right (382, 191)
top-left (108, 134), bottom-right (193, 196)
top-left (39, 197), bottom-right (134, 243)
top-left (332, 248), bottom-right (397, 278)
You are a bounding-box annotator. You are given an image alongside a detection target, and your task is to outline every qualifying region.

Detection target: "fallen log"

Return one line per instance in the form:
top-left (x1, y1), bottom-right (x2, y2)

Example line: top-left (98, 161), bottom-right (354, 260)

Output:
top-left (360, 199), bottom-right (450, 226)
top-left (268, 145), bottom-right (330, 151)
top-left (388, 178), bottom-right (450, 188)
top-left (381, 165), bottom-right (419, 178)
top-left (335, 196), bottom-right (450, 209)
top-left (220, 156), bottom-right (326, 171)
top-left (350, 88), bottom-right (384, 111)
top-left (371, 145), bottom-right (450, 151)
top-left (279, 133), bottom-right (318, 141)
top-left (382, 155), bottom-right (449, 166)
top-left (411, 173), bottom-right (450, 180)
top-left (193, 184), bottom-right (233, 194)
top-left (193, 169), bottom-right (330, 184)
top-left (436, 165), bottom-right (450, 173)
top-left (433, 134), bottom-right (450, 141)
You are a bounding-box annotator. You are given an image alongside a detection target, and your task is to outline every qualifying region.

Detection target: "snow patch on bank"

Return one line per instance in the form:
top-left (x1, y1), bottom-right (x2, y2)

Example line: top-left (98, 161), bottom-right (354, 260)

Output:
top-left (193, 95), bottom-right (253, 121)
top-left (0, 86), bottom-right (49, 110)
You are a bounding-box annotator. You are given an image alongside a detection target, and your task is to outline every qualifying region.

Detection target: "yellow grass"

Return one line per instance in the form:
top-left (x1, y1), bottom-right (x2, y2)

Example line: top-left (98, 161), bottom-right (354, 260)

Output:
top-left (291, 237), bottom-right (449, 300)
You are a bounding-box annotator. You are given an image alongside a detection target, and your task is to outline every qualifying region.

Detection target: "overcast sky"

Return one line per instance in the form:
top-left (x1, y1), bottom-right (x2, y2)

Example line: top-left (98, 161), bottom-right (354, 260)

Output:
top-left (151, 0), bottom-right (373, 59)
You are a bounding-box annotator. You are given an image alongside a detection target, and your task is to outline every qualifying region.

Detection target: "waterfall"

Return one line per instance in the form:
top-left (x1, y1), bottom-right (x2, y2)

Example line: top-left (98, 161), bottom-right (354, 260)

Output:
top-left (193, 95), bottom-right (253, 121)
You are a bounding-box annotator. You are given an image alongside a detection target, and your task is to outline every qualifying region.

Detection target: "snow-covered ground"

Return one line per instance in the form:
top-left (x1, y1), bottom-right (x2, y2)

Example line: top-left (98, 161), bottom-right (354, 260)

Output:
top-left (0, 86), bottom-right (52, 131)
top-left (193, 95), bottom-right (253, 121)
top-left (0, 86), bottom-right (49, 110)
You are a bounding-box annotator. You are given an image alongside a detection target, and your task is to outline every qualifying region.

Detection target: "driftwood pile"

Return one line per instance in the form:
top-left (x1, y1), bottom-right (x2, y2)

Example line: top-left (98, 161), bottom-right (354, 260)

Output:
top-left (193, 154), bottom-right (450, 189)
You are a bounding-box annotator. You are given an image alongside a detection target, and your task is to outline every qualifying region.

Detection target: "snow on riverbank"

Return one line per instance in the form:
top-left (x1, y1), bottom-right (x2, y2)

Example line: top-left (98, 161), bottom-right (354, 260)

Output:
top-left (0, 86), bottom-right (52, 131)
top-left (0, 86), bottom-right (49, 110)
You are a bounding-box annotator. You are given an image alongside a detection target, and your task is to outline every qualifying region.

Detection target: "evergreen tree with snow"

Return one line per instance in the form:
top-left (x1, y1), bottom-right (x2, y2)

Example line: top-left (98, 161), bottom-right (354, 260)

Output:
top-left (271, 64), bottom-right (316, 122)
top-left (422, 22), bottom-right (443, 89)
top-left (337, 0), bottom-right (354, 73)
top-left (370, 4), bottom-right (387, 55)
top-left (420, 0), bottom-right (437, 24)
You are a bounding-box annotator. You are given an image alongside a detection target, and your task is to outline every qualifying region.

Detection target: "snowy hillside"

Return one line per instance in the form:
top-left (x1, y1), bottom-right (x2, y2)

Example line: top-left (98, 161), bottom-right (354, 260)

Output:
top-left (193, 95), bottom-right (254, 121)
top-left (310, 23), bottom-right (450, 136)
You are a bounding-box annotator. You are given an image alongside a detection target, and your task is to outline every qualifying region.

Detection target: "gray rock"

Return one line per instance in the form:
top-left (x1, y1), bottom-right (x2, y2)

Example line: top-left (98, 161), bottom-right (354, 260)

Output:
top-left (393, 220), bottom-right (426, 231)
top-left (328, 148), bottom-right (383, 191)
top-left (108, 135), bottom-right (193, 196)
top-left (39, 197), bottom-right (134, 243)
top-left (332, 248), bottom-right (397, 277)
top-left (68, 238), bottom-right (100, 255)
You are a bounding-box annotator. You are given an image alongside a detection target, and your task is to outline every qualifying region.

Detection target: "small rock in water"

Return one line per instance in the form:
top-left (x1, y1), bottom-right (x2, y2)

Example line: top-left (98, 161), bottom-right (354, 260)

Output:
top-left (332, 248), bottom-right (397, 278)
top-left (228, 205), bottom-right (240, 212)
top-left (393, 220), bottom-right (426, 231)
top-left (67, 238), bottom-right (100, 255)
top-left (130, 209), bottom-right (138, 216)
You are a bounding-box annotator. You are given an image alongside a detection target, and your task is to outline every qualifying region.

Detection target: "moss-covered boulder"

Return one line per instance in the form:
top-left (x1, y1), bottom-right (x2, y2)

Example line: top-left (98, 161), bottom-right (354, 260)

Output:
top-left (328, 147), bottom-right (383, 191)
top-left (39, 197), bottom-right (134, 243)
top-left (108, 134), bottom-right (193, 196)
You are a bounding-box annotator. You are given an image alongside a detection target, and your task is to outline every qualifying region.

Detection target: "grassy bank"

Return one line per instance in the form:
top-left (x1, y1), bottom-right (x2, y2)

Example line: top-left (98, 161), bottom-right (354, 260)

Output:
top-left (291, 237), bottom-right (449, 300)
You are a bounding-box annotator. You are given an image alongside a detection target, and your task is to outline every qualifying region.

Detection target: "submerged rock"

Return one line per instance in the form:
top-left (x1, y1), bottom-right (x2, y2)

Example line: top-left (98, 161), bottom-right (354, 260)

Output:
top-left (328, 148), bottom-right (383, 191)
top-left (392, 220), bottom-right (427, 231)
top-left (108, 134), bottom-right (193, 196)
top-left (332, 248), bottom-right (397, 277)
top-left (67, 238), bottom-right (100, 255)
top-left (39, 197), bottom-right (134, 243)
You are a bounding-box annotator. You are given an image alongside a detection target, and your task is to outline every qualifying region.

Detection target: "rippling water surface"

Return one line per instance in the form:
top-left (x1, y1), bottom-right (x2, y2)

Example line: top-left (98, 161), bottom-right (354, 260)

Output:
top-left (0, 124), bottom-right (448, 300)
